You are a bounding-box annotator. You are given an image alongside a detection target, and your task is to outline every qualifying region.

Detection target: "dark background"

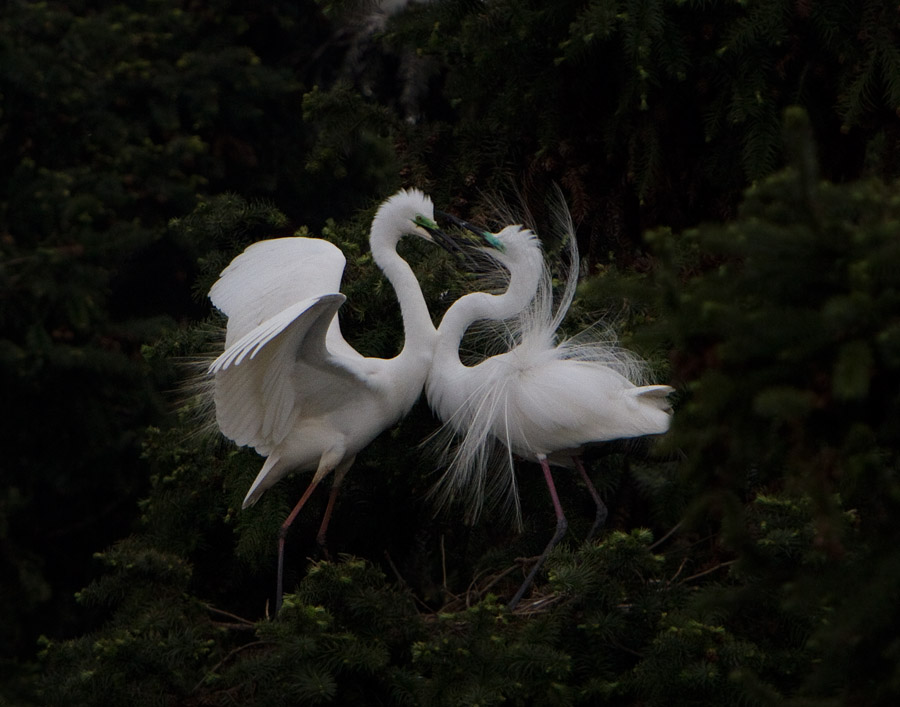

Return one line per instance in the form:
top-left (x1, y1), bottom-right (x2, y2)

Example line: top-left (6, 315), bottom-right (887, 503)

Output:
top-left (3, 1), bottom-right (900, 704)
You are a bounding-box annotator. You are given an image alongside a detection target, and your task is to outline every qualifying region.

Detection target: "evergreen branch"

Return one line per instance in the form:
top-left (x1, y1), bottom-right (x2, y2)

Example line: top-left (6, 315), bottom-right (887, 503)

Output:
top-left (191, 640), bottom-right (272, 694)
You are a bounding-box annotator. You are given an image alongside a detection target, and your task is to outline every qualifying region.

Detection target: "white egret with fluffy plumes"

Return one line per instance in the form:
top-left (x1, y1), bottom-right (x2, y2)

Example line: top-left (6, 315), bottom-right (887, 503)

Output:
top-left (426, 214), bottom-right (674, 609)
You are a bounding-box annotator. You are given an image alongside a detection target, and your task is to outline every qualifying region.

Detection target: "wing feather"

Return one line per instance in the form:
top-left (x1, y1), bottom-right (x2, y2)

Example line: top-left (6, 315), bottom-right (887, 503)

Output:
top-left (210, 237), bottom-right (348, 347)
top-left (210, 294), bottom-right (367, 452)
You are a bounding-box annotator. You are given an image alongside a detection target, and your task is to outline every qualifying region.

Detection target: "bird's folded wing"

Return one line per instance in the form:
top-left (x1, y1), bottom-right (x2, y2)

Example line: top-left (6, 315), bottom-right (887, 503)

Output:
top-left (508, 362), bottom-right (673, 448)
top-left (210, 237), bottom-right (348, 346)
top-left (209, 293), bottom-right (369, 451)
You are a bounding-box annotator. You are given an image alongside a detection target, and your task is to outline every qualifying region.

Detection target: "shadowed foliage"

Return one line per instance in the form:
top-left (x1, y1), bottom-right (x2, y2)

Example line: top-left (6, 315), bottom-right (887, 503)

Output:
top-left (3, 1), bottom-right (900, 704)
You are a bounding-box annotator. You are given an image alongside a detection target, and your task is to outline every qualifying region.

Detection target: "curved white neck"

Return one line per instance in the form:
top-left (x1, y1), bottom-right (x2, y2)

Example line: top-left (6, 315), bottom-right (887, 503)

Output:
top-left (372, 243), bottom-right (435, 360)
top-left (436, 262), bottom-right (540, 365)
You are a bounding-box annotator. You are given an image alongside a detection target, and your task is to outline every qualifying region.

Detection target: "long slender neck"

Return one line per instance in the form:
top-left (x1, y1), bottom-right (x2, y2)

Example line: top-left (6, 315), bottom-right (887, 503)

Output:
top-left (371, 240), bottom-right (435, 360)
top-left (436, 260), bottom-right (540, 365)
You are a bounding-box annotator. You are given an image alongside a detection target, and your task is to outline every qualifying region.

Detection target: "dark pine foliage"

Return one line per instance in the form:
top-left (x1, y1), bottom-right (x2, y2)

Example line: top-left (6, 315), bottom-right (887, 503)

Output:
top-left (3, 0), bottom-right (900, 705)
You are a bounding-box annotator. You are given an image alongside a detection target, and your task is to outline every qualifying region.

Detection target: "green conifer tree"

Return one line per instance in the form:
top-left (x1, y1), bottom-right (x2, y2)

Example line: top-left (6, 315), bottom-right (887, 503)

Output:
top-left (5, 0), bottom-right (900, 702)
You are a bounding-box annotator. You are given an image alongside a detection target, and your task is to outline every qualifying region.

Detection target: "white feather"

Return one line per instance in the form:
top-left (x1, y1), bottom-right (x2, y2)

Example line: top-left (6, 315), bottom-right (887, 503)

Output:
top-left (426, 211), bottom-right (674, 528)
top-left (207, 188), bottom-right (440, 513)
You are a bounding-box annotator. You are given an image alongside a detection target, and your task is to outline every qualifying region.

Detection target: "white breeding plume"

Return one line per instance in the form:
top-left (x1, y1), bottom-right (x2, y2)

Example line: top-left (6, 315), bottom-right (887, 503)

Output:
top-left (426, 207), bottom-right (674, 608)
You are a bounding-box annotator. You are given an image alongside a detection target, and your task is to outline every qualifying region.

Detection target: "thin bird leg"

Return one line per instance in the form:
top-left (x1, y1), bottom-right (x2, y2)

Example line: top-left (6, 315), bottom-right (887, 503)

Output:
top-left (315, 485), bottom-right (340, 556)
top-left (507, 456), bottom-right (568, 611)
top-left (276, 477), bottom-right (321, 615)
top-left (573, 456), bottom-right (608, 541)
top-left (315, 457), bottom-right (353, 553)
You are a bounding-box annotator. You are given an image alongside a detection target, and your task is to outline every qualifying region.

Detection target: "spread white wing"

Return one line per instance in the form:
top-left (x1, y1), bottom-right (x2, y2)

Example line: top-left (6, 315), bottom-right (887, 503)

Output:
top-left (209, 236), bottom-right (360, 360)
top-left (209, 293), bottom-right (372, 454)
top-left (208, 236), bottom-right (375, 454)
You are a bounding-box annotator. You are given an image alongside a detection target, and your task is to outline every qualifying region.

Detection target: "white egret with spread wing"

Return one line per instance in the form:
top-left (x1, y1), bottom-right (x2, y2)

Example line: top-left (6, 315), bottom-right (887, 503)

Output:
top-left (426, 216), bottom-right (674, 609)
top-left (208, 188), bottom-right (445, 613)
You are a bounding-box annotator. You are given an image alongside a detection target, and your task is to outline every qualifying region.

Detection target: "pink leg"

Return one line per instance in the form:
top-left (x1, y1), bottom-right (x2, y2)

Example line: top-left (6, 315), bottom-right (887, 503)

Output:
top-left (573, 457), bottom-right (608, 540)
top-left (315, 484), bottom-right (340, 554)
top-left (508, 456), bottom-right (568, 610)
top-left (276, 477), bottom-right (321, 614)
top-left (315, 459), bottom-right (352, 552)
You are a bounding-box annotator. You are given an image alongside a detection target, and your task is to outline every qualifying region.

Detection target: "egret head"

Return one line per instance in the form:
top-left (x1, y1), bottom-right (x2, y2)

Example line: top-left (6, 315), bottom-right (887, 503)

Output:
top-left (430, 212), bottom-right (539, 262)
top-left (481, 225), bottom-right (542, 268)
top-left (371, 188), bottom-right (439, 247)
top-left (428, 212), bottom-right (544, 279)
top-left (470, 225), bottom-right (546, 307)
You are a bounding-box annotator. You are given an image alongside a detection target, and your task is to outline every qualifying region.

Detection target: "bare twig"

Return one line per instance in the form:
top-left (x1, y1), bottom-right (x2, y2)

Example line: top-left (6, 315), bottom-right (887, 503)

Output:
top-left (668, 556), bottom-right (688, 584)
top-left (664, 532), bottom-right (718, 555)
top-left (383, 550), bottom-right (407, 587)
top-left (441, 534), bottom-right (448, 592)
top-left (469, 564), bottom-right (520, 605)
top-left (679, 560), bottom-right (736, 585)
top-left (382, 550), bottom-right (434, 614)
top-left (463, 568), bottom-right (491, 608)
top-left (203, 603), bottom-right (255, 627)
top-left (608, 639), bottom-right (642, 658)
top-left (209, 621), bottom-right (257, 631)
top-left (649, 521), bottom-right (683, 550)
top-left (511, 592), bottom-right (564, 615)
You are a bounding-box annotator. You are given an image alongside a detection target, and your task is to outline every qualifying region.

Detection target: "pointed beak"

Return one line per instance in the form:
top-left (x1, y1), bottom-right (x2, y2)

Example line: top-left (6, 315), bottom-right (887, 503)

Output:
top-left (435, 211), bottom-right (504, 252)
top-left (435, 211), bottom-right (490, 240)
top-left (414, 214), bottom-right (461, 255)
top-left (429, 227), bottom-right (464, 255)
